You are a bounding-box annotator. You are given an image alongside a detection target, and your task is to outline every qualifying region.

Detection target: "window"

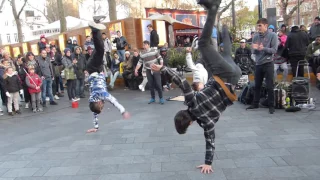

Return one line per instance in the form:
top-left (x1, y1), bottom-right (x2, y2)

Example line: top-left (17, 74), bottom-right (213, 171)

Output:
top-left (25, 10), bottom-right (35, 17)
top-left (6, 34), bottom-right (11, 43)
top-left (14, 33), bottom-right (18, 42)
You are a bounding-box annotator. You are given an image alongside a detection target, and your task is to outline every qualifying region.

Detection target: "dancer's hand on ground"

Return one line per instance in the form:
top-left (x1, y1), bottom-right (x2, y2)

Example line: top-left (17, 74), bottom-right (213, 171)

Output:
top-left (151, 64), bottom-right (163, 72)
top-left (186, 47), bottom-right (192, 53)
top-left (197, 164), bottom-right (213, 174)
top-left (122, 111), bottom-right (130, 119)
top-left (86, 128), bottom-right (98, 133)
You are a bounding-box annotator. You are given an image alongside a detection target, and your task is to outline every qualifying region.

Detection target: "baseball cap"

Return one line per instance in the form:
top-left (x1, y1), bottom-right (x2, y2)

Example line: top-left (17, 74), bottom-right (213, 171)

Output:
top-left (240, 39), bottom-right (246, 43)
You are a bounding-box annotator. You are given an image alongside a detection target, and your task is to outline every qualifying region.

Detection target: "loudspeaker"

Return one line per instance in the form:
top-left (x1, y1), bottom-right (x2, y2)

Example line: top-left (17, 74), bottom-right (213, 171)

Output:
top-left (292, 77), bottom-right (309, 104)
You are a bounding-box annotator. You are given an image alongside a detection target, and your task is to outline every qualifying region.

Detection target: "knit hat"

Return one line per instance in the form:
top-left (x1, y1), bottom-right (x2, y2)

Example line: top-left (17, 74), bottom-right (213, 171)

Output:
top-left (87, 46), bottom-right (93, 51)
top-left (40, 35), bottom-right (45, 40)
top-left (125, 51), bottom-right (130, 55)
top-left (268, 25), bottom-right (275, 31)
top-left (315, 16), bottom-right (320, 21)
top-left (64, 48), bottom-right (71, 54)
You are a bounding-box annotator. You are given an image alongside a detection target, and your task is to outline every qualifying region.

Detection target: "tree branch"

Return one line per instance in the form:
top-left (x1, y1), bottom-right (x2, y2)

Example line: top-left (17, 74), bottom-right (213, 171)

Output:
top-left (218, 0), bottom-right (233, 16)
top-left (288, 0), bottom-right (305, 16)
top-left (27, 2), bottom-right (53, 22)
top-left (17, 0), bottom-right (27, 18)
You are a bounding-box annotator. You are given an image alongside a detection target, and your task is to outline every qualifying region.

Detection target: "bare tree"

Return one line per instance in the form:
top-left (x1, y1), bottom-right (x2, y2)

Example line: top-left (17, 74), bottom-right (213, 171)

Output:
top-left (217, 0), bottom-right (233, 27)
top-left (10, 0), bottom-right (28, 43)
top-left (278, 0), bottom-right (305, 25)
top-left (57, 0), bottom-right (66, 33)
top-left (108, 0), bottom-right (117, 20)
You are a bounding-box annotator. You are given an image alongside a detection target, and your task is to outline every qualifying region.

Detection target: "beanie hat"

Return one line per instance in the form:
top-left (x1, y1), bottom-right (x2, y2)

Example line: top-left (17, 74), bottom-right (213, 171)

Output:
top-left (64, 48), bottom-right (71, 54)
top-left (40, 35), bottom-right (45, 40)
top-left (125, 51), bottom-right (130, 55)
top-left (315, 16), bottom-right (320, 21)
top-left (268, 25), bottom-right (275, 31)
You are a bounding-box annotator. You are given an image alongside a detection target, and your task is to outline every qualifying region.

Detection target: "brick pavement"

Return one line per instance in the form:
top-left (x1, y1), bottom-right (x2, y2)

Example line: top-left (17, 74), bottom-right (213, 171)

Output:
top-left (0, 88), bottom-right (319, 180)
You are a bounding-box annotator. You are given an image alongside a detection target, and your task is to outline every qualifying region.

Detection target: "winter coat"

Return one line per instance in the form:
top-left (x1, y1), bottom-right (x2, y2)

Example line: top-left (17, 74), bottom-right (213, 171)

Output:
top-left (15, 63), bottom-right (27, 86)
top-left (111, 57), bottom-right (122, 73)
top-left (3, 71), bottom-right (22, 93)
top-left (72, 52), bottom-right (86, 79)
top-left (26, 73), bottom-right (42, 94)
top-left (122, 55), bottom-right (133, 72)
top-left (38, 42), bottom-right (47, 52)
top-left (306, 42), bottom-right (320, 59)
top-left (310, 24), bottom-right (320, 41)
top-left (150, 30), bottom-right (159, 47)
top-left (285, 26), bottom-right (309, 57)
top-left (113, 36), bottom-right (127, 50)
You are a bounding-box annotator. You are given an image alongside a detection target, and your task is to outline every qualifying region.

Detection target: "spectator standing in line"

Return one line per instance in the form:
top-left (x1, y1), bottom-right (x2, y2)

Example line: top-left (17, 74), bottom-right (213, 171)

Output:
top-left (102, 32), bottom-right (113, 71)
top-left (26, 65), bottom-right (43, 113)
top-left (1, 52), bottom-right (15, 71)
top-left (246, 18), bottom-right (278, 114)
top-left (85, 46), bottom-right (94, 62)
top-left (310, 17), bottom-right (320, 42)
top-left (112, 31), bottom-right (127, 61)
top-left (306, 35), bottom-right (320, 77)
top-left (62, 48), bottom-right (78, 102)
top-left (15, 55), bottom-right (30, 108)
top-left (235, 39), bottom-right (253, 75)
top-left (147, 24), bottom-right (159, 49)
top-left (38, 35), bottom-right (47, 52)
top-left (247, 32), bottom-right (255, 44)
top-left (73, 46), bottom-right (87, 98)
top-left (285, 25), bottom-right (309, 77)
top-left (274, 30), bottom-right (288, 82)
top-left (84, 35), bottom-right (95, 51)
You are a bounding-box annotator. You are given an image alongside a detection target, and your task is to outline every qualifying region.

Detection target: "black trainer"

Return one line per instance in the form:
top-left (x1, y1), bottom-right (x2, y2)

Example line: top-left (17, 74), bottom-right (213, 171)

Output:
top-left (50, 101), bottom-right (58, 105)
top-left (88, 21), bottom-right (106, 30)
top-left (246, 104), bottom-right (259, 110)
top-left (269, 107), bottom-right (275, 114)
top-left (93, 15), bottom-right (106, 23)
top-left (15, 110), bottom-right (21, 114)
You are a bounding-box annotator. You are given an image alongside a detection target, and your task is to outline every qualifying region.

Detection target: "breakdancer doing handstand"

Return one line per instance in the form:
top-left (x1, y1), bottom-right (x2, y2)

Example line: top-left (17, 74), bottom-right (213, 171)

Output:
top-left (151, 0), bottom-right (241, 174)
top-left (86, 17), bottom-right (130, 133)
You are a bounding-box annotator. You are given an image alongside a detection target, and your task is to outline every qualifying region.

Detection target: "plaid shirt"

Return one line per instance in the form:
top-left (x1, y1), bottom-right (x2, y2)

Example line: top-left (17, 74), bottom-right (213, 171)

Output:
top-left (161, 66), bottom-right (233, 165)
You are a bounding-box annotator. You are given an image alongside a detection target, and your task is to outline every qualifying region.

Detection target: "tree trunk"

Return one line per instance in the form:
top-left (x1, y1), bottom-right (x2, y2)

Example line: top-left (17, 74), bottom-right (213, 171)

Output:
top-left (11, 0), bottom-right (26, 43)
top-left (57, 0), bottom-right (67, 33)
top-left (108, 0), bottom-right (117, 21)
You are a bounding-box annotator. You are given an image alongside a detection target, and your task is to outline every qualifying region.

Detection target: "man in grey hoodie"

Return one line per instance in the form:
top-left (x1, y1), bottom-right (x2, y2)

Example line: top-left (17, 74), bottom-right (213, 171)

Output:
top-left (246, 18), bottom-right (278, 114)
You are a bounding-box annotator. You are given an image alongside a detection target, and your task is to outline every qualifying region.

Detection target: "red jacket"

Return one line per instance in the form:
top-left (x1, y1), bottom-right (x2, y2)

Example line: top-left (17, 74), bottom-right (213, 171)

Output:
top-left (26, 73), bottom-right (42, 94)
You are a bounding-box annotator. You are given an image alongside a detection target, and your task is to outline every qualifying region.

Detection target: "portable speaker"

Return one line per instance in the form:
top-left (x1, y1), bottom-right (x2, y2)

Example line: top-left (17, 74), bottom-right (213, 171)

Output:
top-left (291, 77), bottom-right (309, 102)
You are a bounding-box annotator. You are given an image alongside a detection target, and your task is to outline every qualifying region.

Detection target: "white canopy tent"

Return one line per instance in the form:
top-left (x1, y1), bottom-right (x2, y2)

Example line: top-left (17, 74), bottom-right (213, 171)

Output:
top-left (148, 13), bottom-right (201, 30)
top-left (32, 16), bottom-right (90, 37)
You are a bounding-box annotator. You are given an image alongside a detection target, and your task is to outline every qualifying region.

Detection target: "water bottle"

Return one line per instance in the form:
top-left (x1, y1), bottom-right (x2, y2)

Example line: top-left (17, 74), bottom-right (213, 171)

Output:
top-left (286, 97), bottom-right (290, 108)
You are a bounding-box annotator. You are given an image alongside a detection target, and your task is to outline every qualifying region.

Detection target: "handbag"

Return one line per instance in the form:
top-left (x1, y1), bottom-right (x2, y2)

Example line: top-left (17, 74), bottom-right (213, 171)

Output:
top-left (64, 67), bottom-right (76, 80)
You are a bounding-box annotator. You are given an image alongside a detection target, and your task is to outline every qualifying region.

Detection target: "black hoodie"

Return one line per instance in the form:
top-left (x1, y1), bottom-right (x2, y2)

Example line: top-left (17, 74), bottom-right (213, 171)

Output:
top-left (285, 26), bottom-right (309, 56)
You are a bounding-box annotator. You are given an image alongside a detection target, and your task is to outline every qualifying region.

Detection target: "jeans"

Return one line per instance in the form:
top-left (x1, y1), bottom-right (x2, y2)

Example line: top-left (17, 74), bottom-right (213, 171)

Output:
top-left (198, 6), bottom-right (241, 85)
top-left (274, 63), bottom-right (288, 81)
top-left (253, 62), bottom-right (275, 107)
top-left (146, 69), bottom-right (162, 99)
top-left (289, 55), bottom-right (305, 77)
top-left (76, 78), bottom-right (85, 97)
top-left (117, 50), bottom-right (125, 61)
top-left (41, 78), bottom-right (54, 103)
top-left (109, 71), bottom-right (119, 88)
top-left (55, 76), bottom-right (63, 94)
top-left (66, 79), bottom-right (76, 100)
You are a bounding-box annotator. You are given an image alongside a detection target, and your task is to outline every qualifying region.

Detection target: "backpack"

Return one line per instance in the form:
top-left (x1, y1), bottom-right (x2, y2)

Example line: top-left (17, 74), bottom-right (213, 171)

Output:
top-left (238, 82), bottom-right (255, 104)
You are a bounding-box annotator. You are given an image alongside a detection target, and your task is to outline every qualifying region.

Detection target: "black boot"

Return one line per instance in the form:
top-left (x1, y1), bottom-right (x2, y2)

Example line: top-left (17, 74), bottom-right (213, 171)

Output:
top-left (246, 104), bottom-right (259, 110)
top-left (269, 107), bottom-right (275, 114)
top-left (197, 0), bottom-right (221, 9)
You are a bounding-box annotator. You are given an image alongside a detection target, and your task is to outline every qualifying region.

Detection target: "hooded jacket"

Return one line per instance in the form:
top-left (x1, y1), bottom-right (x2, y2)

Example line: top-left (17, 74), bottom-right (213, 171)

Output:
top-left (72, 46), bottom-right (86, 79)
top-left (285, 26), bottom-right (309, 56)
top-left (310, 23), bottom-right (320, 40)
top-left (26, 72), bottom-right (42, 94)
top-left (3, 71), bottom-right (22, 93)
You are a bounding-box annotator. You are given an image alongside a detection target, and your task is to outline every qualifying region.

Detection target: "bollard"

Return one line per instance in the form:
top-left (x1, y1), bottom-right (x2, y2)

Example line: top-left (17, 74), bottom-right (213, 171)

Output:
top-left (71, 101), bottom-right (79, 108)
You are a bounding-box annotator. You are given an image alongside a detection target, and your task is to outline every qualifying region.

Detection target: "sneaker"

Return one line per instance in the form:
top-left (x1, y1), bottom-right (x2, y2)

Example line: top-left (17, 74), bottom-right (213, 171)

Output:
top-left (160, 98), bottom-right (165, 105)
top-left (50, 101), bottom-right (58, 105)
top-left (148, 98), bottom-right (155, 104)
top-left (94, 120), bottom-right (99, 129)
top-left (25, 103), bottom-right (29, 109)
top-left (46, 97), bottom-right (50, 101)
top-left (37, 108), bottom-right (43, 112)
top-left (88, 21), bottom-right (106, 30)
top-left (8, 112), bottom-right (13, 116)
top-left (57, 93), bottom-right (64, 97)
top-left (33, 109), bottom-right (37, 113)
top-left (93, 15), bottom-right (106, 23)
top-left (15, 110), bottom-right (21, 114)
top-left (246, 104), bottom-right (259, 110)
top-left (80, 95), bottom-right (86, 98)
top-left (197, 0), bottom-right (221, 9)
top-left (54, 95), bottom-right (60, 100)
top-left (269, 107), bottom-right (275, 114)
top-left (72, 98), bottom-right (80, 102)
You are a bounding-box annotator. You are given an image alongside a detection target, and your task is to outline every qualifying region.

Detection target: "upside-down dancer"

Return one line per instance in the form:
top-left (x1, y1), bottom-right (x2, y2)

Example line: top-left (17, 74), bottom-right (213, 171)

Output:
top-left (86, 17), bottom-right (130, 133)
top-left (151, 0), bottom-right (241, 173)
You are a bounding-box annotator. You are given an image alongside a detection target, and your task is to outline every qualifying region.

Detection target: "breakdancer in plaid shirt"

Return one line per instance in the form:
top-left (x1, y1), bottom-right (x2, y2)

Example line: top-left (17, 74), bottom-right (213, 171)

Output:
top-left (151, 0), bottom-right (241, 174)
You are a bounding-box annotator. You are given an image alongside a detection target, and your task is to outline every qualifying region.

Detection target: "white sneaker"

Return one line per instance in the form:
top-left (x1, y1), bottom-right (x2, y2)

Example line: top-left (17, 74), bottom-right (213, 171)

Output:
top-left (139, 85), bottom-right (145, 92)
top-left (141, 87), bottom-right (145, 92)
top-left (88, 21), bottom-right (106, 30)
top-left (25, 103), bottom-right (29, 109)
top-left (54, 95), bottom-right (60, 100)
top-left (72, 98), bottom-right (79, 102)
top-left (76, 98), bottom-right (80, 101)
top-left (46, 97), bottom-right (50, 101)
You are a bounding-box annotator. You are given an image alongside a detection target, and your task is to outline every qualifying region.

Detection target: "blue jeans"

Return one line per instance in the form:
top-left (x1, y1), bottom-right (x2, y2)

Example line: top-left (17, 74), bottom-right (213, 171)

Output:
top-left (117, 50), bottom-right (125, 61)
top-left (41, 78), bottom-right (54, 103)
top-left (76, 78), bottom-right (85, 97)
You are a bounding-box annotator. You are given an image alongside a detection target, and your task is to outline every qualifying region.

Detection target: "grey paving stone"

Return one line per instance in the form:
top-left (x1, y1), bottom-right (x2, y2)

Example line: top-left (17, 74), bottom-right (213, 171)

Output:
top-left (9, 148), bottom-right (41, 154)
top-left (161, 162), bottom-right (197, 172)
top-left (222, 167), bottom-right (269, 179)
top-left (111, 143), bottom-right (143, 150)
top-left (153, 146), bottom-right (193, 155)
top-left (25, 160), bottom-right (63, 168)
top-left (266, 166), bottom-right (307, 178)
top-left (151, 163), bottom-right (161, 172)
top-left (225, 143), bottom-right (261, 151)
top-left (279, 134), bottom-right (317, 141)
top-left (225, 131), bottom-right (258, 138)
top-left (251, 148), bottom-right (292, 157)
top-left (71, 140), bottom-right (102, 146)
top-left (58, 175), bottom-right (101, 180)
top-left (14, 177), bottom-right (60, 180)
top-left (0, 161), bottom-right (30, 168)
top-left (143, 142), bottom-right (175, 149)
top-left (186, 169), bottom-right (227, 180)
top-left (299, 165), bottom-right (320, 177)
top-left (33, 167), bottom-right (50, 176)
top-left (271, 157), bottom-right (289, 166)
top-left (44, 166), bottom-right (81, 176)
top-left (117, 163), bottom-right (151, 173)
top-left (0, 178), bottom-right (16, 180)
top-left (0, 169), bottom-right (9, 176)
top-left (98, 173), bottom-right (140, 180)
top-left (76, 165), bottom-right (118, 175)
top-left (267, 141), bottom-right (306, 148)
top-left (102, 156), bottom-right (135, 165)
top-left (2, 168), bottom-right (39, 177)
top-left (234, 157), bottom-right (277, 168)
top-left (133, 155), bottom-right (171, 163)
top-left (281, 155), bottom-right (320, 166)
top-left (139, 172), bottom-right (176, 180)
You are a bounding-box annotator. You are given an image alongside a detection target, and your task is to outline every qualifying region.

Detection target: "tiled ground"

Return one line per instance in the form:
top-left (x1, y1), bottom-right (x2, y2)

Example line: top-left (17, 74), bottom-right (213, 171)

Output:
top-left (0, 87), bottom-right (319, 180)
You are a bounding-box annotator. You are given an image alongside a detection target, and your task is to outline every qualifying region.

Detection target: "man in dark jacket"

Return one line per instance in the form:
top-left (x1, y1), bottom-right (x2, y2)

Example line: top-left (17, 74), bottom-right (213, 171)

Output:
top-left (73, 46), bottom-right (87, 98)
top-left (285, 25), bottom-right (309, 77)
top-left (310, 17), bottom-right (320, 42)
top-left (235, 39), bottom-right (253, 74)
top-left (147, 24), bottom-right (159, 49)
top-left (112, 31), bottom-right (127, 61)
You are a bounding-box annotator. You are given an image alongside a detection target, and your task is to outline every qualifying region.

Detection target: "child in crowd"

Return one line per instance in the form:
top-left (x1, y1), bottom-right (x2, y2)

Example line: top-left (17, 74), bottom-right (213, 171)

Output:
top-left (3, 67), bottom-right (23, 116)
top-left (26, 66), bottom-right (43, 112)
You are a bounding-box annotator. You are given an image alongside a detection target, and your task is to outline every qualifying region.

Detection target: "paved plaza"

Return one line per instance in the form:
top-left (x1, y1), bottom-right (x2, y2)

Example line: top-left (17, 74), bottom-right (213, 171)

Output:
top-left (0, 88), bottom-right (320, 180)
